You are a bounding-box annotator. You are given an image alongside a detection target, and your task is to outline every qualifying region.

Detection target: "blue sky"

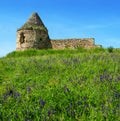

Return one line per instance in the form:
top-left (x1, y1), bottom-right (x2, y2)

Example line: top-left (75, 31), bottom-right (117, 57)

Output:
top-left (0, 0), bottom-right (120, 57)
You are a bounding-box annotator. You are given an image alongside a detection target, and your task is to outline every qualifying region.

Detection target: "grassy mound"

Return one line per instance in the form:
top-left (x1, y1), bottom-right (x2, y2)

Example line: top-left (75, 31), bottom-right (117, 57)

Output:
top-left (0, 49), bottom-right (120, 120)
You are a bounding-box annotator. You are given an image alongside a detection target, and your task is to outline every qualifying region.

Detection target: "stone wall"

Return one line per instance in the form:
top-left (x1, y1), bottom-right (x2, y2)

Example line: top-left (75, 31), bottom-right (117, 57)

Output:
top-left (51, 38), bottom-right (97, 49)
top-left (16, 30), bottom-right (36, 50)
top-left (16, 29), bottom-right (52, 51)
top-left (17, 33), bottom-right (99, 50)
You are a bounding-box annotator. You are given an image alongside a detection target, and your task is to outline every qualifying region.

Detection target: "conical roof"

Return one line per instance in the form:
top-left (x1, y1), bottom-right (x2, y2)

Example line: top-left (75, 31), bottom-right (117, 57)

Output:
top-left (18, 12), bottom-right (47, 31)
top-left (25, 12), bottom-right (45, 26)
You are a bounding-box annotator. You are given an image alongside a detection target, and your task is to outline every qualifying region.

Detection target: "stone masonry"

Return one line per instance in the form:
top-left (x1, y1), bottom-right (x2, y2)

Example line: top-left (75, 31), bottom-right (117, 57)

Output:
top-left (16, 12), bottom-right (52, 50)
top-left (16, 12), bottom-right (100, 50)
top-left (51, 38), bottom-right (96, 49)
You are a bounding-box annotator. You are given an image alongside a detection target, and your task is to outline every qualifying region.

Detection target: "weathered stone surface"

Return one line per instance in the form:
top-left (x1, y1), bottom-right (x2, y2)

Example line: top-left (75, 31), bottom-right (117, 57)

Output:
top-left (16, 12), bottom-right (52, 50)
top-left (16, 12), bottom-right (100, 51)
top-left (51, 38), bottom-right (96, 49)
top-left (24, 12), bottom-right (45, 27)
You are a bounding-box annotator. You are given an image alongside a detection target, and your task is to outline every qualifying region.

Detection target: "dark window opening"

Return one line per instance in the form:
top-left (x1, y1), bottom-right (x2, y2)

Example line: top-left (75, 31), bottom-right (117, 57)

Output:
top-left (19, 32), bottom-right (25, 44)
top-left (39, 38), bottom-right (42, 41)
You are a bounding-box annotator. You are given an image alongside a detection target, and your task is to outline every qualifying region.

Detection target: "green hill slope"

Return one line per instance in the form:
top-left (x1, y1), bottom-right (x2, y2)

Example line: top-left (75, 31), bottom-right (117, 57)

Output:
top-left (0, 49), bottom-right (120, 120)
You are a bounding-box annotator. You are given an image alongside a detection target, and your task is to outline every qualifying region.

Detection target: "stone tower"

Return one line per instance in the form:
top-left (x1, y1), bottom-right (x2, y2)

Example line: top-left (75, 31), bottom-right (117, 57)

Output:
top-left (16, 12), bottom-right (52, 50)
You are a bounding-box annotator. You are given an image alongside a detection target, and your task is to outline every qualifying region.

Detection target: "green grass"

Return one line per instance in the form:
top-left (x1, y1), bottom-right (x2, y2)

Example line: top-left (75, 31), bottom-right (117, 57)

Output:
top-left (0, 48), bottom-right (120, 120)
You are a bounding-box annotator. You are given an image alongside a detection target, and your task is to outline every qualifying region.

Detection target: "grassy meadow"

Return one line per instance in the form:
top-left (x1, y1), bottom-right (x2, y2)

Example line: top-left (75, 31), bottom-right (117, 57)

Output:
top-left (0, 48), bottom-right (120, 121)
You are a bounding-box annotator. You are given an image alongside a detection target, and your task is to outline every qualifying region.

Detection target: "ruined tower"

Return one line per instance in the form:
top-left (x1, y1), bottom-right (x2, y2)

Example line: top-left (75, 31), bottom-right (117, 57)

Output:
top-left (16, 12), bottom-right (52, 50)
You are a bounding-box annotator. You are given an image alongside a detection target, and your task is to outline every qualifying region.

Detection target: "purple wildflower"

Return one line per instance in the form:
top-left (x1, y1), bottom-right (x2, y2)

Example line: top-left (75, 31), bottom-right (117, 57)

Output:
top-left (14, 92), bottom-right (20, 99)
top-left (3, 94), bottom-right (8, 100)
top-left (72, 58), bottom-right (79, 64)
top-left (3, 89), bottom-right (15, 100)
top-left (64, 85), bottom-right (70, 93)
top-left (9, 90), bottom-right (14, 96)
top-left (25, 117), bottom-right (31, 121)
top-left (39, 99), bottom-right (45, 107)
top-left (26, 87), bottom-right (31, 92)
top-left (114, 92), bottom-right (120, 98)
top-left (70, 101), bottom-right (72, 108)
top-left (15, 113), bottom-right (19, 119)
top-left (100, 75), bottom-right (105, 81)
top-left (48, 109), bottom-right (55, 117)
top-left (77, 101), bottom-right (81, 105)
